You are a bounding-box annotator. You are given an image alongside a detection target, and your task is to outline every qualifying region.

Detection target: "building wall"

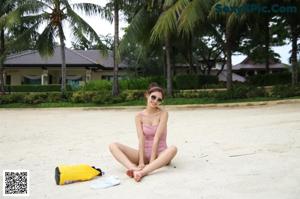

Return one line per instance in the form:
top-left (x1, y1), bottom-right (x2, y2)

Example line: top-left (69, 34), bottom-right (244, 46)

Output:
top-left (92, 70), bottom-right (127, 80)
top-left (6, 68), bottom-right (43, 85)
top-left (5, 67), bottom-right (129, 85)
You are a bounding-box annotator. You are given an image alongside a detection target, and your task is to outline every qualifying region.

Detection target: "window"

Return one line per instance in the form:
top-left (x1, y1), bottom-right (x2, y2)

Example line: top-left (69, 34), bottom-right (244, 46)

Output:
top-left (23, 75), bottom-right (41, 85)
top-left (66, 75), bottom-right (82, 88)
top-left (5, 75), bottom-right (11, 85)
top-left (102, 75), bottom-right (123, 81)
top-left (102, 75), bottom-right (113, 81)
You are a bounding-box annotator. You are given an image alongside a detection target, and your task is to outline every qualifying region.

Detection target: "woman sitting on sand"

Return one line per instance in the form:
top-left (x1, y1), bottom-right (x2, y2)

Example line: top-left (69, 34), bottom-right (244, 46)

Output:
top-left (109, 83), bottom-right (177, 182)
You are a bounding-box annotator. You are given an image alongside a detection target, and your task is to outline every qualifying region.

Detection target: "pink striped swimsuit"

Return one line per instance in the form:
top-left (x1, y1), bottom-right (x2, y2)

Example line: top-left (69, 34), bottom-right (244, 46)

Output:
top-left (140, 112), bottom-right (168, 161)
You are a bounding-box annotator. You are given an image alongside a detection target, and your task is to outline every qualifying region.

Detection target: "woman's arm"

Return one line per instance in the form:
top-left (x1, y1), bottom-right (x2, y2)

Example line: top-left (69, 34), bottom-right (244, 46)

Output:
top-left (149, 111), bottom-right (168, 163)
top-left (135, 113), bottom-right (145, 167)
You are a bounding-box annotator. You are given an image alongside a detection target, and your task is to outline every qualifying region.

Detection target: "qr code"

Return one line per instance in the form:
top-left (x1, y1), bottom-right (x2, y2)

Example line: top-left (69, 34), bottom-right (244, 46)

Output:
top-left (3, 170), bottom-right (29, 196)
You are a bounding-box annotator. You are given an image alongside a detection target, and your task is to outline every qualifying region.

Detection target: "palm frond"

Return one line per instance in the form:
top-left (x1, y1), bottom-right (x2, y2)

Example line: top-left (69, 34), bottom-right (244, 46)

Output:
top-left (21, 12), bottom-right (50, 25)
top-left (163, 0), bottom-right (176, 9)
top-left (209, 1), bottom-right (225, 21)
top-left (150, 0), bottom-right (189, 42)
top-left (0, 6), bottom-right (21, 29)
top-left (178, 0), bottom-right (210, 36)
top-left (6, 22), bottom-right (40, 52)
top-left (37, 23), bottom-right (55, 57)
top-left (0, 0), bottom-right (16, 16)
top-left (71, 3), bottom-right (113, 22)
top-left (17, 0), bottom-right (51, 15)
top-left (119, 7), bottom-right (154, 54)
top-left (65, 4), bottom-right (108, 56)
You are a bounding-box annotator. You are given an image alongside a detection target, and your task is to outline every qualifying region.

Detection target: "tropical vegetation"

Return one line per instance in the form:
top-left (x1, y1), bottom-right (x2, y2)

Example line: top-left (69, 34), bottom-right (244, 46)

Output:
top-left (0, 0), bottom-right (300, 105)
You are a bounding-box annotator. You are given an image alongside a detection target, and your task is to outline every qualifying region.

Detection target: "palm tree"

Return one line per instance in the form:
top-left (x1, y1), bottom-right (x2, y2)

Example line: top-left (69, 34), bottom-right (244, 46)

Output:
top-left (209, 0), bottom-right (247, 90)
top-left (150, 0), bottom-right (198, 96)
top-left (119, 1), bottom-right (166, 88)
top-left (102, 0), bottom-right (134, 96)
top-left (283, 0), bottom-right (300, 86)
top-left (120, 2), bottom-right (165, 78)
top-left (27, 0), bottom-right (106, 93)
top-left (113, 0), bottom-right (120, 96)
top-left (0, 0), bottom-right (37, 94)
top-left (0, 0), bottom-right (20, 94)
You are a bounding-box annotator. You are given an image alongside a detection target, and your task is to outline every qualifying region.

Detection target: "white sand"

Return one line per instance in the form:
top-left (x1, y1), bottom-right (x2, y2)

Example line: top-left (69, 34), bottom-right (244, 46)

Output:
top-left (0, 103), bottom-right (300, 199)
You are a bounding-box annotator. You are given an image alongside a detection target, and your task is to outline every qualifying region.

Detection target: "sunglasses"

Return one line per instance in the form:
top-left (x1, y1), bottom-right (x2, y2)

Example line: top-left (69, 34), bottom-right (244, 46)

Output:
top-left (150, 95), bottom-right (163, 103)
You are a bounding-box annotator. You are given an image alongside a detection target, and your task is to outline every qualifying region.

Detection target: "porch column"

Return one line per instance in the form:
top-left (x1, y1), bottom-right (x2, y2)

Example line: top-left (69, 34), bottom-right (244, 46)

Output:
top-left (3, 70), bottom-right (6, 85)
top-left (85, 68), bottom-right (92, 82)
top-left (41, 69), bottom-right (48, 85)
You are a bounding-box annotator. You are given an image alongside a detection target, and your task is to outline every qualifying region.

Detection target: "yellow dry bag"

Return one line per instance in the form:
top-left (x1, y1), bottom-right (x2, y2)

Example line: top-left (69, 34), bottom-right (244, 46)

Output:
top-left (55, 164), bottom-right (103, 185)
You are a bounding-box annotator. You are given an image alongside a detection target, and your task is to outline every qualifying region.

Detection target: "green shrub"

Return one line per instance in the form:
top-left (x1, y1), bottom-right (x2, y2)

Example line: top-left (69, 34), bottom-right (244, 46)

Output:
top-left (211, 85), bottom-right (252, 100)
top-left (120, 76), bottom-right (166, 90)
top-left (121, 90), bottom-right (145, 101)
top-left (174, 75), bottom-right (198, 89)
top-left (174, 75), bottom-right (219, 89)
top-left (270, 85), bottom-right (300, 98)
top-left (126, 78), bottom-right (149, 89)
top-left (70, 91), bottom-right (116, 104)
top-left (225, 85), bottom-right (250, 99)
top-left (23, 93), bottom-right (48, 104)
top-left (91, 92), bottom-right (112, 104)
top-left (198, 75), bottom-right (219, 86)
top-left (71, 91), bottom-right (96, 103)
top-left (204, 83), bottom-right (226, 89)
top-left (47, 93), bottom-right (64, 103)
top-left (0, 93), bottom-right (24, 104)
top-left (246, 72), bottom-right (292, 86)
top-left (246, 87), bottom-right (267, 98)
top-left (81, 80), bottom-right (112, 91)
top-left (5, 85), bottom-right (73, 92)
top-left (120, 78), bottom-right (150, 90)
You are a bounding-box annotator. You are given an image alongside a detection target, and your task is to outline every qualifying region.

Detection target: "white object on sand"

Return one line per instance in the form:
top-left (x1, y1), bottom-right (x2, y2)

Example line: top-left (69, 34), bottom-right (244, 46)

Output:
top-left (90, 176), bottom-right (120, 189)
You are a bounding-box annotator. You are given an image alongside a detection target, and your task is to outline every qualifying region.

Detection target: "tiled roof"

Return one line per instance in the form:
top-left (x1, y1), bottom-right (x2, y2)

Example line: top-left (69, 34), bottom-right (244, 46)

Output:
top-left (4, 46), bottom-right (127, 68)
top-left (232, 57), bottom-right (286, 70)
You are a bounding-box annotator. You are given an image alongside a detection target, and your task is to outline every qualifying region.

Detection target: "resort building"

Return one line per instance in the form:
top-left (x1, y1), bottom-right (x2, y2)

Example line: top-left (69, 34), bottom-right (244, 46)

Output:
top-left (3, 47), bottom-right (288, 85)
top-left (3, 46), bottom-right (128, 86)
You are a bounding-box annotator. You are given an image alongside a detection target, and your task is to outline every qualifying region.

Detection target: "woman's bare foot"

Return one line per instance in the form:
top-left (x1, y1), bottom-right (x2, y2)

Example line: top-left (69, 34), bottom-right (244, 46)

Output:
top-left (126, 167), bottom-right (141, 178)
top-left (133, 170), bottom-right (145, 182)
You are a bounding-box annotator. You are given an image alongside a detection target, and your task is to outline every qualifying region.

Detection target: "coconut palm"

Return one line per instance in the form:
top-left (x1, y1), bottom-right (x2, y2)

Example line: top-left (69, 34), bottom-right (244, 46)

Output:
top-left (282, 0), bottom-right (300, 86)
top-left (150, 0), bottom-right (246, 90)
top-left (119, 1), bottom-right (167, 86)
top-left (0, 0), bottom-right (38, 94)
top-left (25, 0), bottom-right (108, 93)
top-left (102, 0), bottom-right (137, 96)
top-left (1, 0), bottom-right (20, 94)
top-left (113, 0), bottom-right (120, 96)
top-left (149, 0), bottom-right (191, 96)
top-left (208, 0), bottom-right (248, 90)
top-left (120, 2), bottom-right (166, 78)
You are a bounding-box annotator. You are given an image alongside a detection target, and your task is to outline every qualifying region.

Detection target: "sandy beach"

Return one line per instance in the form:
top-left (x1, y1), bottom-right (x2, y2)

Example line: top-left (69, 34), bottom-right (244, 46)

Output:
top-left (1, 102), bottom-right (300, 199)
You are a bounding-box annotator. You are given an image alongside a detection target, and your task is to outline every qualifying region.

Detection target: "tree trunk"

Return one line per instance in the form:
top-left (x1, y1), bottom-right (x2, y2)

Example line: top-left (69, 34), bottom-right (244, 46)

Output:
top-left (225, 28), bottom-right (232, 90)
top-left (58, 23), bottom-right (66, 93)
top-left (163, 50), bottom-right (167, 79)
top-left (264, 18), bottom-right (270, 73)
top-left (0, 28), bottom-right (5, 94)
top-left (188, 35), bottom-right (197, 74)
top-left (165, 34), bottom-right (173, 97)
top-left (112, 0), bottom-right (119, 96)
top-left (291, 24), bottom-right (298, 86)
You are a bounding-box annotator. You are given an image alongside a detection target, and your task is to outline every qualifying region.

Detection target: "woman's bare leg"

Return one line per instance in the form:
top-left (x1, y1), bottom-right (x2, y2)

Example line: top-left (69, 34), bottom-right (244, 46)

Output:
top-left (134, 146), bottom-right (177, 182)
top-left (109, 142), bottom-right (139, 170)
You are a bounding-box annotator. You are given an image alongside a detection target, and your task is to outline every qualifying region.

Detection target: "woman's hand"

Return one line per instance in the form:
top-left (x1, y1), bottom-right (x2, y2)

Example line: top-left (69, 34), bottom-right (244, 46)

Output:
top-left (138, 163), bottom-right (145, 170)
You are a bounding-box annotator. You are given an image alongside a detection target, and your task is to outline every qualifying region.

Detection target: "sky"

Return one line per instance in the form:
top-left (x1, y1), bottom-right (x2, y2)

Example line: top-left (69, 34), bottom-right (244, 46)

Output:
top-left (60, 0), bottom-right (292, 65)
